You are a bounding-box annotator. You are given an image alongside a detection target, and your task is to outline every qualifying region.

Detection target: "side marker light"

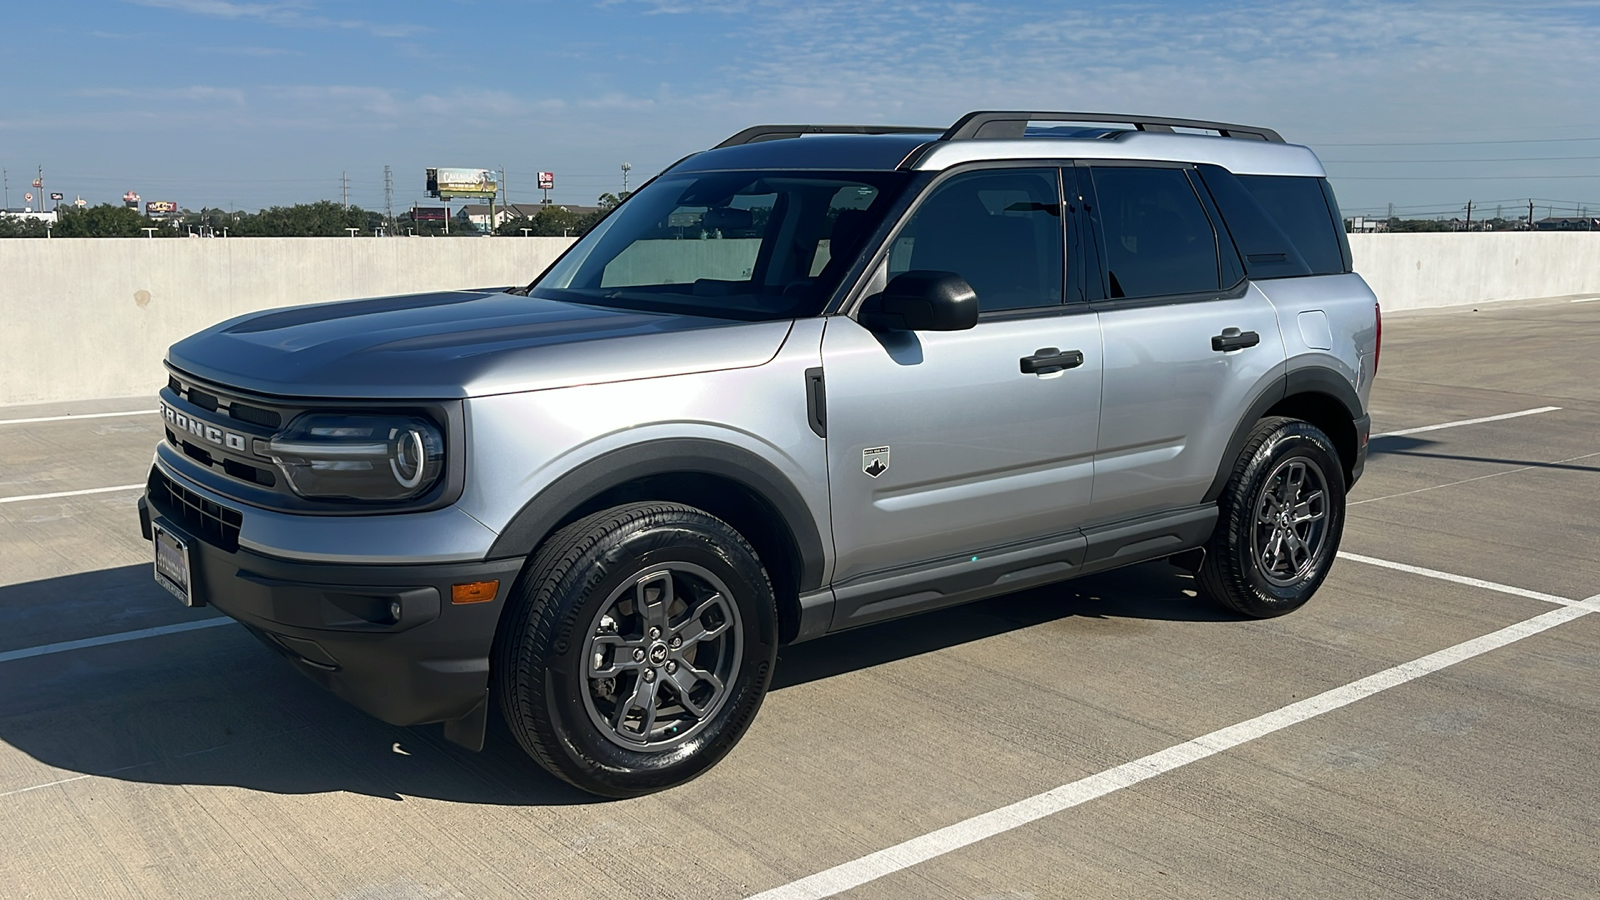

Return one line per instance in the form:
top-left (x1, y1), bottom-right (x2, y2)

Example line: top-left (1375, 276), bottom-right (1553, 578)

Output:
top-left (452, 580), bottom-right (499, 604)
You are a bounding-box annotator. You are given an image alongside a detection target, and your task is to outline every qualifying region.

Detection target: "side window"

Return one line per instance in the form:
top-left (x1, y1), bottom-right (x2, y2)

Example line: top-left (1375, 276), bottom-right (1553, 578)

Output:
top-left (889, 168), bottom-right (1063, 312)
top-left (1236, 175), bottom-right (1347, 276)
top-left (1195, 164), bottom-right (1312, 280)
top-left (1089, 166), bottom-right (1221, 299)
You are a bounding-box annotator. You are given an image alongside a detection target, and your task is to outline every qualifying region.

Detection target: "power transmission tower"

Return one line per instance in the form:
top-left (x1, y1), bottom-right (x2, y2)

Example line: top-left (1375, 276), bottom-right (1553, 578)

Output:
top-left (383, 165), bottom-right (393, 230)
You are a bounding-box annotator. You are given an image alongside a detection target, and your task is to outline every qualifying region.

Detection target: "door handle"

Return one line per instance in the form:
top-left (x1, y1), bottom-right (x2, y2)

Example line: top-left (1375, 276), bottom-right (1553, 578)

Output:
top-left (1020, 348), bottom-right (1085, 375)
top-left (1211, 329), bottom-right (1260, 352)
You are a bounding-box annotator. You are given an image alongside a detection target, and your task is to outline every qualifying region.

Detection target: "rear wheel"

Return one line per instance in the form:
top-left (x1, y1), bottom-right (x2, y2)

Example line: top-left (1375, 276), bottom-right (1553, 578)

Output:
top-left (1198, 417), bottom-right (1346, 618)
top-left (494, 502), bottom-right (777, 797)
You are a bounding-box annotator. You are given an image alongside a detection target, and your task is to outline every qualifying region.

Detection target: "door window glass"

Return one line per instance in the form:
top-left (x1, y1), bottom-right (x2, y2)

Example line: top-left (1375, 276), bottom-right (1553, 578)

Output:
top-left (889, 168), bottom-right (1064, 312)
top-left (1090, 166), bottom-right (1221, 299)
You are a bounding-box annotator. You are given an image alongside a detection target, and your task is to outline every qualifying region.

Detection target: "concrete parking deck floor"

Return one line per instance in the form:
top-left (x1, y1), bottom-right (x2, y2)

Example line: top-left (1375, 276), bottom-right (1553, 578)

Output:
top-left (2, 297), bottom-right (1598, 899)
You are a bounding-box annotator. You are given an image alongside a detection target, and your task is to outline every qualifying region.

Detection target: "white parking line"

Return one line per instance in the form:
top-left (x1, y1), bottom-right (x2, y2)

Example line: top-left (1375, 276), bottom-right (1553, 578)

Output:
top-left (1371, 406), bottom-right (1561, 439)
top-left (0, 484), bottom-right (145, 505)
top-left (1350, 451), bottom-right (1600, 507)
top-left (0, 619), bottom-right (235, 665)
top-left (0, 409), bottom-right (155, 427)
top-left (1337, 551), bottom-right (1590, 608)
top-left (745, 561), bottom-right (1597, 900)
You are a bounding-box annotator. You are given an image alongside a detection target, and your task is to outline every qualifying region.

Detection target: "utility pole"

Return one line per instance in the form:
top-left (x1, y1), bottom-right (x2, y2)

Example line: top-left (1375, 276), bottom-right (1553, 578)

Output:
top-left (341, 171), bottom-right (349, 210)
top-left (1529, 199), bottom-right (1536, 231)
top-left (383, 165), bottom-right (394, 232)
top-left (2, 168), bottom-right (8, 209)
top-left (1464, 200), bottom-right (1472, 232)
top-left (1387, 202), bottom-right (1394, 220)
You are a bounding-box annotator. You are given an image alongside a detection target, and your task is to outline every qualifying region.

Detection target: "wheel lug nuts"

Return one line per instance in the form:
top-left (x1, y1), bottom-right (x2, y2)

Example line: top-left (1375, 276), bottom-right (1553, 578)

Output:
top-left (633, 648), bottom-right (646, 662)
top-left (643, 669), bottom-right (656, 682)
top-left (669, 636), bottom-right (681, 649)
top-left (648, 627), bottom-right (661, 639)
top-left (666, 661), bottom-right (677, 674)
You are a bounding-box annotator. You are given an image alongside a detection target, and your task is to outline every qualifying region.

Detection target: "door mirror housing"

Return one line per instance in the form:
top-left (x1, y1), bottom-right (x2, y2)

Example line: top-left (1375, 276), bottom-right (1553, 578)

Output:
top-left (858, 271), bottom-right (979, 332)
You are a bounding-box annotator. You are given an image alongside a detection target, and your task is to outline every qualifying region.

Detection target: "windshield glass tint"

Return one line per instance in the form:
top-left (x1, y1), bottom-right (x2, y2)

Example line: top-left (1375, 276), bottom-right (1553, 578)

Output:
top-left (532, 171), bottom-right (912, 320)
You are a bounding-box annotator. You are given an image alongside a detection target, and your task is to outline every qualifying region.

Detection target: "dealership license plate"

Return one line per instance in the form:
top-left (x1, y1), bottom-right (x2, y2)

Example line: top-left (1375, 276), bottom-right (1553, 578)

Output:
top-left (153, 525), bottom-right (199, 607)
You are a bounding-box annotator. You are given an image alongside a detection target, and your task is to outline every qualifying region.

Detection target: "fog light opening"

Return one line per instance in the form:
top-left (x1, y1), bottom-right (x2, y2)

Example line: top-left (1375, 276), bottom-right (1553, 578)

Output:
top-left (389, 599), bottom-right (403, 622)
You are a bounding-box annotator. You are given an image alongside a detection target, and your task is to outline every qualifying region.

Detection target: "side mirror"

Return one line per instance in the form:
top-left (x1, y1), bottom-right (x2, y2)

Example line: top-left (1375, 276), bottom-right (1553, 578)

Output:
top-left (858, 271), bottom-right (978, 332)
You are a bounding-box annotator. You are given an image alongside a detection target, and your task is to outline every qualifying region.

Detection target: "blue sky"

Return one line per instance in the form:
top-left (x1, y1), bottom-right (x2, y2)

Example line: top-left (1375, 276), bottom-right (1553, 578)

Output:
top-left (3, 0), bottom-right (1598, 219)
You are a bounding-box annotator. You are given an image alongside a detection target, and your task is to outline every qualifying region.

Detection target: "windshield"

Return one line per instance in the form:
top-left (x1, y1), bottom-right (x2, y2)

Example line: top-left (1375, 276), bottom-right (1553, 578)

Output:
top-left (530, 170), bottom-right (913, 320)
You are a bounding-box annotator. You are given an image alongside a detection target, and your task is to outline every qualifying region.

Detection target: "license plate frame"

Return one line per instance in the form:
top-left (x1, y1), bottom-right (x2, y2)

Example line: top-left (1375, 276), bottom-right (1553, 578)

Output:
top-left (153, 524), bottom-right (200, 607)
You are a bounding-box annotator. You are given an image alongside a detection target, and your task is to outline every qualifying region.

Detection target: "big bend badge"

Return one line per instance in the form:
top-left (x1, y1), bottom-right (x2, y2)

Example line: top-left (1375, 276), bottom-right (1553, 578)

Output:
top-left (862, 446), bottom-right (890, 478)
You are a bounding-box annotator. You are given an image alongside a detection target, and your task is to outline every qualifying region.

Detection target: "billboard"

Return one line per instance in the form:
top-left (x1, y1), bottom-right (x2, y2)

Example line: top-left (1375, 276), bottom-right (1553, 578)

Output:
top-left (427, 167), bottom-right (497, 199)
top-left (124, 191), bottom-right (141, 208)
top-left (146, 201), bottom-right (178, 218)
top-left (538, 172), bottom-right (555, 190)
top-left (411, 206), bottom-right (448, 222)
top-left (49, 192), bottom-right (63, 201)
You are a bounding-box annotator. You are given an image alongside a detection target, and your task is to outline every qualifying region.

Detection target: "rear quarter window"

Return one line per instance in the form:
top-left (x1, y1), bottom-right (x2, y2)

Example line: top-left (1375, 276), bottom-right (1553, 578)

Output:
top-left (1235, 175), bottom-right (1347, 276)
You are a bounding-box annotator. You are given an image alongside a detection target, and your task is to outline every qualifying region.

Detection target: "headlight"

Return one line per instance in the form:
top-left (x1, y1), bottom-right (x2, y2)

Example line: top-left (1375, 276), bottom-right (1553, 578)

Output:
top-left (265, 413), bottom-right (445, 501)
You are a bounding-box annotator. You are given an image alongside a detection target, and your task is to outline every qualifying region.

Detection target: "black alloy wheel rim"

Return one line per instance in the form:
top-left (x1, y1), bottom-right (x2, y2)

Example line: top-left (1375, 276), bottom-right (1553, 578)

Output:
top-left (1250, 455), bottom-right (1330, 587)
top-left (580, 562), bottom-right (743, 751)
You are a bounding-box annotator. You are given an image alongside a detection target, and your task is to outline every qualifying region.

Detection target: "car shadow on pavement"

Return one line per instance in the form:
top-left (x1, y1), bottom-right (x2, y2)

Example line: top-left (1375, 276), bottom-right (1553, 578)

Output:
top-left (772, 560), bottom-right (1233, 690)
top-left (0, 559), bottom-right (1226, 806)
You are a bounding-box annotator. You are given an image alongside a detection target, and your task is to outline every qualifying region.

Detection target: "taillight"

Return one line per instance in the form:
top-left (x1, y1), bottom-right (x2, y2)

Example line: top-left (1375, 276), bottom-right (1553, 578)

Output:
top-left (1373, 302), bottom-right (1382, 374)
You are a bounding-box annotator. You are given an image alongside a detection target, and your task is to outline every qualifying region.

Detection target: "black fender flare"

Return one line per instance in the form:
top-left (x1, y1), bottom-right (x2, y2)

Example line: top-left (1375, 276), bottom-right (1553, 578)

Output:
top-left (485, 438), bottom-right (827, 592)
top-left (1203, 366), bottom-right (1362, 503)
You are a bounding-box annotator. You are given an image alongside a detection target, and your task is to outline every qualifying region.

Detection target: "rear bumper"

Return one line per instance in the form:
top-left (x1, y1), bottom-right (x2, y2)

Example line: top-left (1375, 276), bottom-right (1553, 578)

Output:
top-left (140, 483), bottom-right (524, 734)
top-left (1350, 413), bottom-right (1370, 487)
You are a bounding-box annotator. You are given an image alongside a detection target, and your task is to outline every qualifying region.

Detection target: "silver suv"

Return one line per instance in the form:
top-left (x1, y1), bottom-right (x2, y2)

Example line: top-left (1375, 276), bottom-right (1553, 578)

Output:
top-left (139, 110), bottom-right (1379, 797)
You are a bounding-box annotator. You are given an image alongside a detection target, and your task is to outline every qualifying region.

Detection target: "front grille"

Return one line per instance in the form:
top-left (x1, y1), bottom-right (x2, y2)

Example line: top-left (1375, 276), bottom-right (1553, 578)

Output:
top-left (148, 468), bottom-right (242, 553)
top-left (229, 403), bottom-right (281, 429)
top-left (187, 387), bottom-right (220, 412)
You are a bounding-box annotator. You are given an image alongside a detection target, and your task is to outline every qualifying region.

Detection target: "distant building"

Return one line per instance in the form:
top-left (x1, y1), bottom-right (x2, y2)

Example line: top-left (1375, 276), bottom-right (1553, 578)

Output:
top-left (456, 202), bottom-right (599, 232)
top-left (1534, 216), bottom-right (1598, 232)
top-left (0, 208), bottom-right (58, 223)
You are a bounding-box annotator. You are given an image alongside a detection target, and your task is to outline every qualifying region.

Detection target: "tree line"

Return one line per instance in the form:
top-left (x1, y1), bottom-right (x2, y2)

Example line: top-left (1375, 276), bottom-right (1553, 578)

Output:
top-left (0, 193), bottom-right (631, 238)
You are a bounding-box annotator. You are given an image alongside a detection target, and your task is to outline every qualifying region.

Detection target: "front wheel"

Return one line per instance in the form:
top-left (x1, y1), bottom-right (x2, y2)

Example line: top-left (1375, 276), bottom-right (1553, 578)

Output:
top-left (1198, 417), bottom-right (1346, 618)
top-left (494, 502), bottom-right (778, 797)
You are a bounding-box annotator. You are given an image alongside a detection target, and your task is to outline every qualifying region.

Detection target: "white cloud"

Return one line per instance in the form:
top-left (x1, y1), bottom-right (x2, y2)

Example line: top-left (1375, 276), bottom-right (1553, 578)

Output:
top-left (126, 0), bottom-right (425, 38)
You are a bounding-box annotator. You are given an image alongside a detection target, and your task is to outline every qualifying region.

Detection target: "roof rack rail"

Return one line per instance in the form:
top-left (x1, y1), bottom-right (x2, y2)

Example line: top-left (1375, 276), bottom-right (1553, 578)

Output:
top-left (940, 111), bottom-right (1284, 143)
top-left (714, 124), bottom-right (941, 149)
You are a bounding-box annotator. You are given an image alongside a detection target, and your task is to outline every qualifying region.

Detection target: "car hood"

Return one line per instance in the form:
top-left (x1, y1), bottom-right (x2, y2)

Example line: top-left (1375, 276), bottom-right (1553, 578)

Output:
top-left (167, 289), bottom-right (793, 399)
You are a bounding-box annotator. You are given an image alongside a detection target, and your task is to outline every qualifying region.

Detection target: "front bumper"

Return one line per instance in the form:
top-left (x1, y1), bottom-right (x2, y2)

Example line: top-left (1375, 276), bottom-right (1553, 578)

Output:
top-left (140, 472), bottom-right (525, 738)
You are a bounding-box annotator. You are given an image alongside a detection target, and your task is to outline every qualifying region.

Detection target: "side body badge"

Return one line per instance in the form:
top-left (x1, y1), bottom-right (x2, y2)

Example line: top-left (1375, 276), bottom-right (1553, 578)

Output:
top-left (862, 446), bottom-right (890, 478)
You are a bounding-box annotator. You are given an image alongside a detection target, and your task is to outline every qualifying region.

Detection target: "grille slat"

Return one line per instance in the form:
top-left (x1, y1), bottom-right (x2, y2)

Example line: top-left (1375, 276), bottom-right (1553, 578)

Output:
top-left (148, 469), bottom-right (242, 553)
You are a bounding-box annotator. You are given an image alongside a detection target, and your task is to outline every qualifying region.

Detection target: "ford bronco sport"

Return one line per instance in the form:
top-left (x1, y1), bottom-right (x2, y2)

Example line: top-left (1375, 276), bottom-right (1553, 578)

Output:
top-left (140, 110), bottom-right (1379, 796)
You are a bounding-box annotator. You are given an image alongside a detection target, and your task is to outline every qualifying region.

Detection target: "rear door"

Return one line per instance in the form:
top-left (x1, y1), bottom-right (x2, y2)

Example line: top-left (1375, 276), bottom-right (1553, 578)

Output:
top-left (822, 166), bottom-right (1103, 613)
top-left (1081, 162), bottom-right (1287, 525)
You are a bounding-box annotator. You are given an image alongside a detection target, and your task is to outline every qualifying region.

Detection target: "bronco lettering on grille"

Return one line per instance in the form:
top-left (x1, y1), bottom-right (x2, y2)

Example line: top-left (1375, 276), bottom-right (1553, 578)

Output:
top-left (161, 402), bottom-right (250, 452)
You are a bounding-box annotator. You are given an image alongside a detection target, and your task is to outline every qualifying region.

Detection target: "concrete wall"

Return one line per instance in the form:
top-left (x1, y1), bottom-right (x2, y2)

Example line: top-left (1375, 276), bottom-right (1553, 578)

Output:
top-left (3, 233), bottom-right (1599, 406)
top-left (1349, 232), bottom-right (1600, 311)
top-left (0, 237), bottom-right (573, 406)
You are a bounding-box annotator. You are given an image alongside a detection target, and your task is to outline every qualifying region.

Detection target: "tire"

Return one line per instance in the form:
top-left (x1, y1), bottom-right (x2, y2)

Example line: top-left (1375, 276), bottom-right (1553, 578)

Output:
top-left (1197, 416), bottom-right (1346, 619)
top-left (493, 502), bottom-right (778, 797)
